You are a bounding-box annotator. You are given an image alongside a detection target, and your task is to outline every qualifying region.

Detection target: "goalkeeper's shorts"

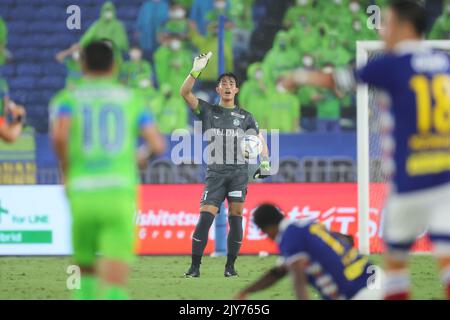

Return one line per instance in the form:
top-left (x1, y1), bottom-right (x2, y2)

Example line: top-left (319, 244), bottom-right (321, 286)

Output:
top-left (68, 190), bottom-right (136, 266)
top-left (384, 182), bottom-right (450, 256)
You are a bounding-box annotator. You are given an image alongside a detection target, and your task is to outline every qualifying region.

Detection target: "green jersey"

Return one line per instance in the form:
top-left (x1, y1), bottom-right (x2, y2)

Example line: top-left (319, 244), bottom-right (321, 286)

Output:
top-left (266, 89), bottom-right (300, 133)
top-left (50, 78), bottom-right (154, 195)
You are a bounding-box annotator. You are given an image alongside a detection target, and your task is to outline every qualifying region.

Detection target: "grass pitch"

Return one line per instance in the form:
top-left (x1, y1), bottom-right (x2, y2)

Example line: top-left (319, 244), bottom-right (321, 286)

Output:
top-left (0, 254), bottom-right (444, 300)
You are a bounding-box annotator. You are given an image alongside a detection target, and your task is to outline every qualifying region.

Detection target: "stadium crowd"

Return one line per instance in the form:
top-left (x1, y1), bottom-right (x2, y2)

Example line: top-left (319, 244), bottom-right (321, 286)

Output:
top-left (0, 0), bottom-right (448, 135)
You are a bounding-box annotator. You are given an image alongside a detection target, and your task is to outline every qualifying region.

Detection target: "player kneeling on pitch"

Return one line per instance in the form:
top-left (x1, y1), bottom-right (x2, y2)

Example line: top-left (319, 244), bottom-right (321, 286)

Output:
top-left (50, 40), bottom-right (165, 300)
top-left (235, 204), bottom-right (383, 300)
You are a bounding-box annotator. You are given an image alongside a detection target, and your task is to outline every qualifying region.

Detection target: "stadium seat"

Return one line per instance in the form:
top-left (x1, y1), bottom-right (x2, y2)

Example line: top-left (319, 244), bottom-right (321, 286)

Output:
top-left (6, 21), bottom-right (28, 35)
top-left (17, 63), bottom-right (42, 76)
top-left (39, 76), bottom-right (65, 90)
top-left (0, 0), bottom-right (16, 8)
top-left (10, 77), bottom-right (36, 90)
top-left (35, 6), bottom-right (64, 20)
top-left (11, 7), bottom-right (36, 20)
top-left (0, 7), bottom-right (13, 20)
top-left (41, 64), bottom-right (65, 76)
top-left (116, 6), bottom-right (139, 20)
top-left (27, 21), bottom-right (60, 34)
top-left (1, 64), bottom-right (16, 78)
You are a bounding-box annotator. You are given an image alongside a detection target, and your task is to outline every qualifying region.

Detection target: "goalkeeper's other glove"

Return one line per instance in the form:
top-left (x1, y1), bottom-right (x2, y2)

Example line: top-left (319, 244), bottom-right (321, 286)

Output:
top-left (190, 51), bottom-right (213, 79)
top-left (253, 156), bottom-right (271, 179)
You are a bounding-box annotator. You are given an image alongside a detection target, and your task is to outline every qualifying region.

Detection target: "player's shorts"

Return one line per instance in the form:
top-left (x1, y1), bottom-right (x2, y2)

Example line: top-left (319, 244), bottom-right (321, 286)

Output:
top-left (200, 167), bottom-right (248, 208)
top-left (384, 182), bottom-right (450, 256)
top-left (68, 190), bottom-right (137, 266)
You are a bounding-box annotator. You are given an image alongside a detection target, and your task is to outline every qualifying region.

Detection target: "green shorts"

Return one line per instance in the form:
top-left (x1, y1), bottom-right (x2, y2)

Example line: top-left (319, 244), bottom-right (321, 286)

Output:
top-left (68, 190), bottom-right (137, 266)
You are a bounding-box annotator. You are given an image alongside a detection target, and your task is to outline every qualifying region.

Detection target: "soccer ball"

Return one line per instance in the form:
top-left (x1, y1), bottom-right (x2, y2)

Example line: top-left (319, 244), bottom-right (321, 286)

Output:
top-left (240, 135), bottom-right (263, 161)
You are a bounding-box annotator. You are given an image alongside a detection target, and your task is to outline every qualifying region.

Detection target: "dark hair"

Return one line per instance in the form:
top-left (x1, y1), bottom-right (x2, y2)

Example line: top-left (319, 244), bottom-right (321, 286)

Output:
top-left (216, 72), bottom-right (239, 87)
top-left (253, 204), bottom-right (284, 230)
top-left (388, 0), bottom-right (427, 35)
top-left (82, 40), bottom-right (114, 72)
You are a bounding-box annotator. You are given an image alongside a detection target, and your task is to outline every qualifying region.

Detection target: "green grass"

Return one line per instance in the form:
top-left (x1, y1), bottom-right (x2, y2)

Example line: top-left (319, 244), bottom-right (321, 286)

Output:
top-left (0, 255), bottom-right (445, 300)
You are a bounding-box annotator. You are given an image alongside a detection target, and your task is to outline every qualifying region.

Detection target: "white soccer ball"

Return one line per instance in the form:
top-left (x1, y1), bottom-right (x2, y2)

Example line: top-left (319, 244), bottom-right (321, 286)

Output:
top-left (240, 135), bottom-right (263, 161)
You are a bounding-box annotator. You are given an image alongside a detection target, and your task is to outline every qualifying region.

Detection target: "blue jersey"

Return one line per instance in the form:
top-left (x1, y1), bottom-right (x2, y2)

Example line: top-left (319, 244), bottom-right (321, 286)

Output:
top-left (357, 41), bottom-right (450, 193)
top-left (277, 219), bottom-right (372, 300)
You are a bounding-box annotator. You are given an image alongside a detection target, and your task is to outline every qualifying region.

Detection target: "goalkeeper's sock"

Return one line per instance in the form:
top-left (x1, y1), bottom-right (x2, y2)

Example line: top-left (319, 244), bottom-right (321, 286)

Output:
top-left (191, 211), bottom-right (215, 266)
top-left (72, 275), bottom-right (98, 300)
top-left (440, 265), bottom-right (450, 300)
top-left (102, 285), bottom-right (129, 300)
top-left (226, 215), bottom-right (243, 267)
top-left (383, 270), bottom-right (410, 300)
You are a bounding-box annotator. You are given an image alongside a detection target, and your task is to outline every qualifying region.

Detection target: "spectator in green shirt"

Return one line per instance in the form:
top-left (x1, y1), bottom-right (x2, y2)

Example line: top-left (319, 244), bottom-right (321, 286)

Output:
top-left (239, 63), bottom-right (270, 128)
top-left (55, 47), bottom-right (83, 89)
top-left (154, 35), bottom-right (192, 90)
top-left (120, 46), bottom-right (154, 89)
top-left (316, 30), bottom-right (353, 67)
top-left (188, 21), bottom-right (233, 93)
top-left (151, 84), bottom-right (189, 134)
top-left (230, 0), bottom-right (254, 30)
top-left (266, 84), bottom-right (300, 133)
top-left (288, 25), bottom-right (321, 59)
top-left (282, 0), bottom-right (315, 29)
top-left (429, 0), bottom-right (450, 40)
top-left (0, 16), bottom-right (7, 66)
top-left (317, 0), bottom-right (350, 17)
top-left (79, 2), bottom-right (129, 54)
top-left (173, 0), bottom-right (193, 10)
top-left (262, 31), bottom-right (300, 84)
top-left (59, 2), bottom-right (129, 67)
top-left (315, 64), bottom-right (343, 132)
top-left (159, 4), bottom-right (190, 44)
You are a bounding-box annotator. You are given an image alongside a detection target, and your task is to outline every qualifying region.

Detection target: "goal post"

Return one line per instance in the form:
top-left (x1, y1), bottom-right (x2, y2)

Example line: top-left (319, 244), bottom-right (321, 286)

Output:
top-left (356, 40), bottom-right (450, 255)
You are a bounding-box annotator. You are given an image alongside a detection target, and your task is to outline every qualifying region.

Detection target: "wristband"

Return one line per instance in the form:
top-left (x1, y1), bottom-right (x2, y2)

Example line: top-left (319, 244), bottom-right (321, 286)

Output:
top-left (190, 70), bottom-right (201, 79)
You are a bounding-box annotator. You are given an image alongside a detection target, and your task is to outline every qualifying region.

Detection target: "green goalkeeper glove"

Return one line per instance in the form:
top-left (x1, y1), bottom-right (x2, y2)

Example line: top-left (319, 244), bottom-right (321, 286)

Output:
top-left (190, 51), bottom-right (213, 79)
top-left (260, 160), bottom-right (271, 172)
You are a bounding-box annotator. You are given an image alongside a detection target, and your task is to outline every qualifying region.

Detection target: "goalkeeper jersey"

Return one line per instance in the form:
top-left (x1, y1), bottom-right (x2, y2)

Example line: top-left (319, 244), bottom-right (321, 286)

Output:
top-left (49, 77), bottom-right (154, 194)
top-left (355, 41), bottom-right (450, 193)
top-left (277, 219), bottom-right (372, 300)
top-left (193, 99), bottom-right (259, 170)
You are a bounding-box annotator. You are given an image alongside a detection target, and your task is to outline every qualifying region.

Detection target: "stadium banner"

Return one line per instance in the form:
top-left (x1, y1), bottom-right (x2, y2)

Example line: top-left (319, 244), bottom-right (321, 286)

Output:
top-left (136, 183), bottom-right (432, 255)
top-left (0, 185), bottom-right (72, 254)
top-left (0, 184), bottom-right (431, 255)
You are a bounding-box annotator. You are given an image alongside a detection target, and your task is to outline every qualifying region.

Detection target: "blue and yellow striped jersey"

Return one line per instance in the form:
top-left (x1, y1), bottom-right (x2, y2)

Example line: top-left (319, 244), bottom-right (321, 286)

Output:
top-left (277, 219), bottom-right (372, 300)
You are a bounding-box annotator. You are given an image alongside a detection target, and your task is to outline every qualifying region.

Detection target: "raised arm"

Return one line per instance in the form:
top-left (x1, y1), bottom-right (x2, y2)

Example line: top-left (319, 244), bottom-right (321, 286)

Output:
top-left (289, 258), bottom-right (309, 300)
top-left (179, 74), bottom-right (199, 110)
top-left (280, 68), bottom-right (337, 92)
top-left (55, 43), bottom-right (80, 63)
top-left (179, 52), bottom-right (213, 110)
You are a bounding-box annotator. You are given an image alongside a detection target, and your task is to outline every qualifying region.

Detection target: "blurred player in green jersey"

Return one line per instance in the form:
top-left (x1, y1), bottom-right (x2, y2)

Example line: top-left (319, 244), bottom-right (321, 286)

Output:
top-left (50, 40), bottom-right (165, 300)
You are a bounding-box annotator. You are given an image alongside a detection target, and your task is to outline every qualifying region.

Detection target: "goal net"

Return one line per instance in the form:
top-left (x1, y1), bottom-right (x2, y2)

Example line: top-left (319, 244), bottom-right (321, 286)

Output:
top-left (356, 40), bottom-right (450, 255)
